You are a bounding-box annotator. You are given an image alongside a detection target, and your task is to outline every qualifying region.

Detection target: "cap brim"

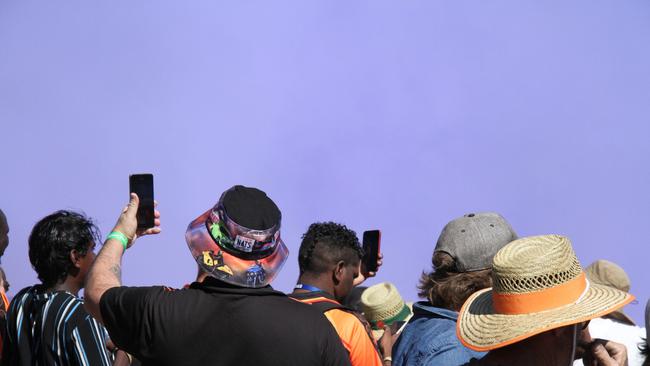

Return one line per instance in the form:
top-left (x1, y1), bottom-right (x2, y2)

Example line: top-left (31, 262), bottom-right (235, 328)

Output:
top-left (457, 284), bottom-right (635, 351)
top-left (186, 210), bottom-right (288, 288)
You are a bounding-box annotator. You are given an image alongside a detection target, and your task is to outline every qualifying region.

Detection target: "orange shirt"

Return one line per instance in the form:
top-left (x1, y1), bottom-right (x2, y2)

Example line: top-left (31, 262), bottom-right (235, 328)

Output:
top-left (323, 308), bottom-right (383, 366)
top-left (290, 292), bottom-right (383, 366)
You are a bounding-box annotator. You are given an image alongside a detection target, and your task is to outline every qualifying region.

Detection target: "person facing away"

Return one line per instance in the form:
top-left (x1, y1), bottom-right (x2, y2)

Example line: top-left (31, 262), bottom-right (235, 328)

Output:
top-left (0, 209), bottom-right (10, 312)
top-left (573, 259), bottom-right (646, 366)
top-left (455, 235), bottom-right (634, 366)
top-left (84, 185), bottom-right (351, 366)
top-left (289, 222), bottom-right (384, 366)
top-left (0, 208), bottom-right (10, 361)
top-left (2, 210), bottom-right (130, 366)
top-left (392, 212), bottom-right (517, 366)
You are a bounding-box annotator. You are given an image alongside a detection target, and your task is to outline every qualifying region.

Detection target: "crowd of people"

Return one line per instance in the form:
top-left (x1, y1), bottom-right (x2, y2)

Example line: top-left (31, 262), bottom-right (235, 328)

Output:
top-left (0, 185), bottom-right (647, 366)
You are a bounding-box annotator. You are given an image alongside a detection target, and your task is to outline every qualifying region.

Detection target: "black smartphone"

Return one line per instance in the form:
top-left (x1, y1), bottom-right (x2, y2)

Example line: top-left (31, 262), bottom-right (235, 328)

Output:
top-left (362, 230), bottom-right (381, 273)
top-left (129, 174), bottom-right (155, 229)
top-left (390, 320), bottom-right (407, 336)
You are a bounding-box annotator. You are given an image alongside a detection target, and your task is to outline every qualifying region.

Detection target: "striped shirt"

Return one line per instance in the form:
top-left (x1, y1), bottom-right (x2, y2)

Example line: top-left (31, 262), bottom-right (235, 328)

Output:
top-left (3, 285), bottom-right (113, 366)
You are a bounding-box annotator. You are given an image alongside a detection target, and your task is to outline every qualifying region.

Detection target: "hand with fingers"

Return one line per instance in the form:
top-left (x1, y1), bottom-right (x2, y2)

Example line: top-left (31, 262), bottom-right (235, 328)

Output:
top-left (354, 253), bottom-right (384, 287)
top-left (112, 193), bottom-right (161, 249)
top-left (379, 325), bottom-right (393, 365)
top-left (583, 339), bottom-right (628, 366)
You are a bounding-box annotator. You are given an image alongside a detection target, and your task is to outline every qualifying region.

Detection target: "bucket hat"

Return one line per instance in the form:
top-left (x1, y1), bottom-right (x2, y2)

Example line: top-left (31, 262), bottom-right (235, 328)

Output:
top-left (186, 185), bottom-right (288, 288)
top-left (361, 282), bottom-right (413, 340)
top-left (457, 235), bottom-right (634, 351)
top-left (585, 259), bottom-right (635, 325)
top-left (435, 212), bottom-right (516, 272)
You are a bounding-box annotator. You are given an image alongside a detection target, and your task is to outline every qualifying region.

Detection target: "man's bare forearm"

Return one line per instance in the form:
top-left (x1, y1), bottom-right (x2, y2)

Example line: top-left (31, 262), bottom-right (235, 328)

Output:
top-left (84, 239), bottom-right (124, 324)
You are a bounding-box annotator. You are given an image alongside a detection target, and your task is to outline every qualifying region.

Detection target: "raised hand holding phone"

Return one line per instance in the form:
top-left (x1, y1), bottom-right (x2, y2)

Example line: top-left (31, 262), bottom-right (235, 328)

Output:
top-left (354, 230), bottom-right (383, 287)
top-left (129, 174), bottom-right (155, 229)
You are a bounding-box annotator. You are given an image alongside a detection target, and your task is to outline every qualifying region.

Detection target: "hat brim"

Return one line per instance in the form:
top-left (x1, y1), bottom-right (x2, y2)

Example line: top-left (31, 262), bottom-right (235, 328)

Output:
top-left (186, 210), bottom-right (288, 288)
top-left (457, 284), bottom-right (635, 351)
top-left (371, 302), bottom-right (414, 341)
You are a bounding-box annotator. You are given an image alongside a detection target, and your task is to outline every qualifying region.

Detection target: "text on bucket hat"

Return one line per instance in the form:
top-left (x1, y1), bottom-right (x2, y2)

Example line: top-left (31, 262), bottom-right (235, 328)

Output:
top-left (185, 185), bottom-right (289, 288)
top-left (457, 235), bottom-right (635, 351)
top-left (434, 212), bottom-right (516, 272)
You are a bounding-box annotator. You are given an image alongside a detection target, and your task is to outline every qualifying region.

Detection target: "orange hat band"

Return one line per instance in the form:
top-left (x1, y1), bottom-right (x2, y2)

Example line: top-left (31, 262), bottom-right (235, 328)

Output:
top-left (492, 272), bottom-right (588, 315)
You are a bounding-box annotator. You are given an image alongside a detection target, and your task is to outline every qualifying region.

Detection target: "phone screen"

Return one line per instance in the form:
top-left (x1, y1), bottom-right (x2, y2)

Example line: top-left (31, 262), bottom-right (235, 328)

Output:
top-left (129, 174), bottom-right (154, 229)
top-left (362, 230), bottom-right (381, 272)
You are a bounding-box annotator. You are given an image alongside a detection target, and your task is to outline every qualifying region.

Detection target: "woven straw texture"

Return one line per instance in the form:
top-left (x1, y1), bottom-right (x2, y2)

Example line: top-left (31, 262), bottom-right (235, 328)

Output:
top-left (361, 282), bottom-right (405, 320)
top-left (457, 235), bottom-right (634, 351)
top-left (492, 235), bottom-right (582, 294)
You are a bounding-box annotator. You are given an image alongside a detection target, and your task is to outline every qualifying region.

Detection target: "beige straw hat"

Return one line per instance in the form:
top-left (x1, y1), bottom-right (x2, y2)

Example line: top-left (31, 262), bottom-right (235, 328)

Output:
top-left (361, 282), bottom-right (413, 340)
top-left (457, 235), bottom-right (635, 351)
top-left (585, 259), bottom-right (636, 325)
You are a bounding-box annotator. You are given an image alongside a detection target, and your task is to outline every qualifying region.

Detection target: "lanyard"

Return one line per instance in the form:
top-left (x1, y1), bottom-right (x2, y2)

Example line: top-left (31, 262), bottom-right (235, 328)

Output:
top-left (294, 283), bottom-right (323, 292)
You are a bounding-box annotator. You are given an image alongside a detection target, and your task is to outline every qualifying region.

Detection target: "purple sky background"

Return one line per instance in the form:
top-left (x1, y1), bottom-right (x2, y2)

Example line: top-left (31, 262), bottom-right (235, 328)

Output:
top-left (1, 1), bottom-right (649, 323)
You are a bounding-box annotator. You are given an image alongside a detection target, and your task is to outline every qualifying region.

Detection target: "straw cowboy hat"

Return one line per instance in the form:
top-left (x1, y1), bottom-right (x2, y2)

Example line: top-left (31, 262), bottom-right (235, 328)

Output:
top-left (457, 235), bottom-right (635, 351)
top-left (361, 282), bottom-right (413, 340)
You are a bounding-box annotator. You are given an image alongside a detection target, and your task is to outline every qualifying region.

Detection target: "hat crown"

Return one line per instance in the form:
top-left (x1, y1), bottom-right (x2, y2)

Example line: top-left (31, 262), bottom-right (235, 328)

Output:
top-left (361, 282), bottom-right (407, 322)
top-left (492, 235), bottom-right (583, 294)
top-left (585, 260), bottom-right (631, 292)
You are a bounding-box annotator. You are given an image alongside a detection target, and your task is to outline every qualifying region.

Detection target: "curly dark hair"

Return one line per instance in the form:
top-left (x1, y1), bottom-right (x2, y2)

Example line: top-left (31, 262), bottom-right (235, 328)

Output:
top-left (28, 210), bottom-right (100, 288)
top-left (298, 222), bottom-right (363, 274)
top-left (418, 251), bottom-right (493, 311)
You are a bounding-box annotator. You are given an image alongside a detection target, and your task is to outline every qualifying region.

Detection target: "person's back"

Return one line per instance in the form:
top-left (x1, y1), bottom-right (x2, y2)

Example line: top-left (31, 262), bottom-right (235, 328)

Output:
top-left (86, 186), bottom-right (351, 366)
top-left (290, 290), bottom-right (380, 366)
top-left (4, 285), bottom-right (111, 365)
top-left (392, 213), bottom-right (516, 366)
top-left (290, 222), bottom-right (383, 366)
top-left (2, 211), bottom-right (115, 366)
top-left (100, 277), bottom-right (349, 365)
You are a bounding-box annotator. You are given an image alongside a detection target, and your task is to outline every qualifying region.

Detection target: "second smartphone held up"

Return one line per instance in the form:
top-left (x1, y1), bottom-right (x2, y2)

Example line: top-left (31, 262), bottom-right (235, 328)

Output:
top-left (129, 174), bottom-right (155, 229)
top-left (362, 230), bottom-right (381, 273)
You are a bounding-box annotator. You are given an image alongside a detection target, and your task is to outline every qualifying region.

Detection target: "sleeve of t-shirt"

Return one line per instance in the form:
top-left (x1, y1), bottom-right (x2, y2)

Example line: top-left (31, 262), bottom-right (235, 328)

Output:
top-left (68, 315), bottom-right (113, 366)
top-left (346, 318), bottom-right (382, 366)
top-left (99, 285), bottom-right (168, 358)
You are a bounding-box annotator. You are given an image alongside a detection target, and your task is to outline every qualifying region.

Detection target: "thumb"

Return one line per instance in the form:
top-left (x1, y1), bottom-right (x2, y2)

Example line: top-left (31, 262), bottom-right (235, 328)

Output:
top-left (125, 193), bottom-right (140, 218)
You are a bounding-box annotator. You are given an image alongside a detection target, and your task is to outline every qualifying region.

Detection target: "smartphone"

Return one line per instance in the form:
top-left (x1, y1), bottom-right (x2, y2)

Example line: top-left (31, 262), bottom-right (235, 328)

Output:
top-left (129, 174), bottom-right (155, 229)
top-left (390, 320), bottom-right (407, 336)
top-left (362, 230), bottom-right (381, 272)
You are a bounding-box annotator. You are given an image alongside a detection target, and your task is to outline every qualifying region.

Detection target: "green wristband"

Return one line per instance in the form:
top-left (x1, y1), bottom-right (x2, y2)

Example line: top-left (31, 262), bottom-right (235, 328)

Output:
top-left (107, 231), bottom-right (129, 251)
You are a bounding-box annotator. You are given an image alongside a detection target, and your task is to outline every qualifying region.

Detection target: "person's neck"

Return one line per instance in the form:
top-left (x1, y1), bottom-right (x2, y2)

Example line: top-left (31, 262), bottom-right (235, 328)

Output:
top-left (295, 274), bottom-right (335, 296)
top-left (50, 277), bottom-right (81, 296)
top-left (196, 268), bottom-right (208, 283)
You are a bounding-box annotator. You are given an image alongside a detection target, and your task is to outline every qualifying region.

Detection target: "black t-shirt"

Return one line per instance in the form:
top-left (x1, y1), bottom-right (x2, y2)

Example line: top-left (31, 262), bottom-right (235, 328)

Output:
top-left (99, 277), bottom-right (351, 366)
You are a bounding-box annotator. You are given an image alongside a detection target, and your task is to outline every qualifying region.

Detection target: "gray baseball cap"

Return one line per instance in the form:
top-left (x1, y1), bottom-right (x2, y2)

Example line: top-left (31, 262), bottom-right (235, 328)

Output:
top-left (434, 212), bottom-right (517, 272)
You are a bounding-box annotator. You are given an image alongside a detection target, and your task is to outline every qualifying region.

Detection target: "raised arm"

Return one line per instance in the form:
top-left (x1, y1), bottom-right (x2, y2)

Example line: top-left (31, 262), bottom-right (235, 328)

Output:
top-left (84, 193), bottom-right (160, 323)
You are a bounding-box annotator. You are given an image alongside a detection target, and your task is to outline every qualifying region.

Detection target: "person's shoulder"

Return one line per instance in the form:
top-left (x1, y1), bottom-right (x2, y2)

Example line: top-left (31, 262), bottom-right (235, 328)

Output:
top-left (323, 308), bottom-right (365, 333)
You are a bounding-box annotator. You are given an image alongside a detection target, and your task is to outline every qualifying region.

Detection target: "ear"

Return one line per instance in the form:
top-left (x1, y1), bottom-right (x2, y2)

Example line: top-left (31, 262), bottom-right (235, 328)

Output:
top-left (70, 249), bottom-right (83, 269)
top-left (333, 261), bottom-right (346, 284)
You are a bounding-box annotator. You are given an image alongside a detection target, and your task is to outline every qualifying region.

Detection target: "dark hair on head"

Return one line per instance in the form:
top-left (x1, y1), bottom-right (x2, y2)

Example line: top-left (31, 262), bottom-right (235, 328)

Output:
top-left (28, 210), bottom-right (100, 288)
top-left (418, 251), bottom-right (493, 311)
top-left (298, 222), bottom-right (363, 274)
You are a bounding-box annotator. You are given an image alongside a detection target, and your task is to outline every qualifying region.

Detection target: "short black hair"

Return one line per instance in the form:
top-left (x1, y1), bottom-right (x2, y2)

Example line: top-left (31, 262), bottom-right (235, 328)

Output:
top-left (28, 210), bottom-right (100, 288)
top-left (298, 222), bottom-right (363, 274)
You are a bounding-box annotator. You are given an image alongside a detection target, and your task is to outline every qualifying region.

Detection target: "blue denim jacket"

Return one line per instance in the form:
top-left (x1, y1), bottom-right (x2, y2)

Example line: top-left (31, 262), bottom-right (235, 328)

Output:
top-left (392, 302), bottom-right (485, 366)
